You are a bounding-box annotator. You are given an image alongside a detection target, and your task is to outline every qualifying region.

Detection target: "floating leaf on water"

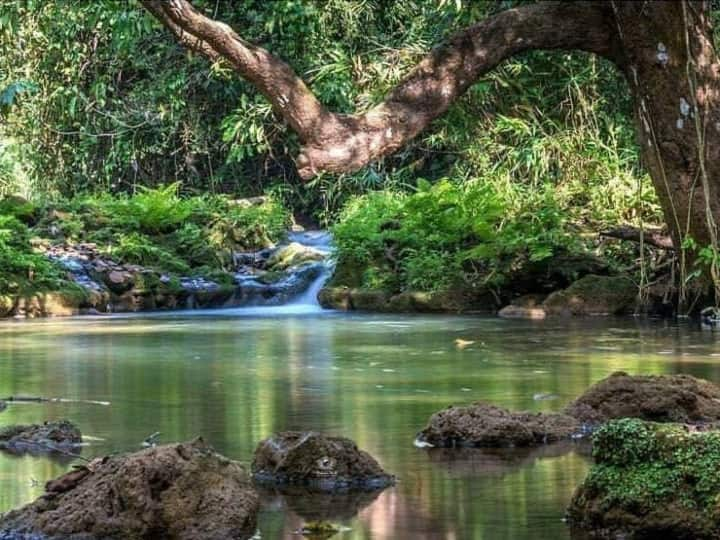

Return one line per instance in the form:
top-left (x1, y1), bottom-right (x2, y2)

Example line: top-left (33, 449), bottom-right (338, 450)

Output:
top-left (533, 392), bottom-right (558, 401)
top-left (298, 520), bottom-right (340, 539)
top-left (454, 339), bottom-right (475, 349)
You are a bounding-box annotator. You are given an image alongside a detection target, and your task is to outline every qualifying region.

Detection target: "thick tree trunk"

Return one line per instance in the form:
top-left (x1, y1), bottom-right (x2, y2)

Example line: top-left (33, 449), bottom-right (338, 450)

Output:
top-left (613, 1), bottom-right (720, 303)
top-left (142, 0), bottom-right (720, 306)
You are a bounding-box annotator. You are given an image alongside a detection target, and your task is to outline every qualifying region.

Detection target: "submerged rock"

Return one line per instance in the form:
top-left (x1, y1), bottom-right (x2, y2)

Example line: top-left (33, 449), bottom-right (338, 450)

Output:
top-left (567, 419), bottom-right (720, 539)
top-left (0, 438), bottom-right (259, 540)
top-left (0, 420), bottom-right (81, 455)
top-left (416, 403), bottom-right (581, 448)
top-left (0, 401), bottom-right (5, 412)
top-left (565, 371), bottom-right (720, 426)
top-left (252, 431), bottom-right (395, 490)
top-left (543, 274), bottom-right (637, 316)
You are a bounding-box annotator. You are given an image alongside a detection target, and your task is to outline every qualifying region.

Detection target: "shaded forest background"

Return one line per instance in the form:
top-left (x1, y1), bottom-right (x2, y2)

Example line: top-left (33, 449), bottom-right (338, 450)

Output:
top-left (0, 0), bottom-right (658, 221)
top-left (4, 0), bottom-right (708, 304)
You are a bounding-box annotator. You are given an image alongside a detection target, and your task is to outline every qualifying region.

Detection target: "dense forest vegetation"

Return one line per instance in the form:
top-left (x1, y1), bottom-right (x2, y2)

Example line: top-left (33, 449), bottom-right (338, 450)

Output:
top-left (0, 0), bottom-right (681, 312)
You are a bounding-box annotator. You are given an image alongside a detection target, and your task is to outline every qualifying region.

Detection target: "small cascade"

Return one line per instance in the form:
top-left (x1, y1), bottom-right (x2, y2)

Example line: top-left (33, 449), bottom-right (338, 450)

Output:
top-left (230, 229), bottom-right (334, 312)
top-left (285, 231), bottom-right (334, 307)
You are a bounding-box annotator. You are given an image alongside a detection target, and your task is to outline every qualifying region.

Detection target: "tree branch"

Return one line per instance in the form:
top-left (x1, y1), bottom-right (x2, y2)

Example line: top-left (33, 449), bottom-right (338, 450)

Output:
top-left (141, 1), bottom-right (617, 179)
top-left (601, 226), bottom-right (675, 250)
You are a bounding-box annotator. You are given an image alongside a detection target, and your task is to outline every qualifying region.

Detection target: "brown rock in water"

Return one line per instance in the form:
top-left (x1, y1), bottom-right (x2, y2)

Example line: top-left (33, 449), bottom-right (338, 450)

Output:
top-left (564, 371), bottom-right (720, 426)
top-left (0, 420), bottom-right (81, 455)
top-left (542, 274), bottom-right (636, 316)
top-left (252, 431), bottom-right (395, 490)
top-left (415, 403), bottom-right (581, 448)
top-left (0, 438), bottom-right (259, 540)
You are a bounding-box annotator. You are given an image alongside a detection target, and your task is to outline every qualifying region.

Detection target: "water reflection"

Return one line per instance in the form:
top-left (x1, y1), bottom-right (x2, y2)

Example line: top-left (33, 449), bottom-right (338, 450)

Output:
top-left (0, 314), bottom-right (718, 538)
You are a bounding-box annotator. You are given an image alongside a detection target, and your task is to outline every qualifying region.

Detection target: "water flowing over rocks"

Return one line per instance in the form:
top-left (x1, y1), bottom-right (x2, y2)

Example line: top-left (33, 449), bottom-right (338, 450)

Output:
top-left (564, 371), bottom-right (720, 426)
top-left (0, 420), bottom-right (81, 455)
top-left (6, 229), bottom-right (334, 318)
top-left (252, 432), bottom-right (395, 491)
top-left (0, 438), bottom-right (259, 540)
top-left (415, 403), bottom-right (581, 448)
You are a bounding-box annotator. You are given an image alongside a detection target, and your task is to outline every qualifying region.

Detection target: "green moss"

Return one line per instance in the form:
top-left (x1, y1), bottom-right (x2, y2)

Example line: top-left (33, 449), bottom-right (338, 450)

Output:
top-left (583, 419), bottom-right (720, 514)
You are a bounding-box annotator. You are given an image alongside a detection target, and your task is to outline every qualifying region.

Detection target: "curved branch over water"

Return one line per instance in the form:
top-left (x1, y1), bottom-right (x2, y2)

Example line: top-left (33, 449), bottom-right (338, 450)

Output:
top-left (141, 0), bottom-right (616, 179)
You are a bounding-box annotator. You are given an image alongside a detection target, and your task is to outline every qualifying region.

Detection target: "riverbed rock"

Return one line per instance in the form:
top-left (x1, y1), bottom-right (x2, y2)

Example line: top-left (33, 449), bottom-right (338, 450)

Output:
top-left (498, 294), bottom-right (547, 319)
top-left (266, 242), bottom-right (325, 271)
top-left (567, 418), bottom-right (720, 539)
top-left (0, 401), bottom-right (5, 412)
top-left (252, 431), bottom-right (395, 490)
top-left (318, 287), bottom-right (494, 313)
top-left (565, 371), bottom-right (720, 426)
top-left (0, 420), bottom-right (81, 454)
top-left (0, 438), bottom-right (259, 540)
top-left (543, 274), bottom-right (637, 316)
top-left (415, 403), bottom-right (581, 448)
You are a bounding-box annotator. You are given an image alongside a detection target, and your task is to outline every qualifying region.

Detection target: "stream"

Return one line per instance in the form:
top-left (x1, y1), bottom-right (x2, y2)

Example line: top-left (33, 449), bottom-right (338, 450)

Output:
top-left (1, 311), bottom-right (719, 538)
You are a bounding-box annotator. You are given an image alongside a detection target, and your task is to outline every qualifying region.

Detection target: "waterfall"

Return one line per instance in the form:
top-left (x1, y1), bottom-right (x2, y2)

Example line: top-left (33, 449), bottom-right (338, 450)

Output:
top-left (284, 231), bottom-right (334, 308)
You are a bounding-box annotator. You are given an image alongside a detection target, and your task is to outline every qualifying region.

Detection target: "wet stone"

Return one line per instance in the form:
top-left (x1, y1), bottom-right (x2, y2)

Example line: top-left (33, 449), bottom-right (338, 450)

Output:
top-left (416, 403), bottom-right (582, 448)
top-left (0, 420), bottom-right (81, 455)
top-left (252, 431), bottom-right (395, 491)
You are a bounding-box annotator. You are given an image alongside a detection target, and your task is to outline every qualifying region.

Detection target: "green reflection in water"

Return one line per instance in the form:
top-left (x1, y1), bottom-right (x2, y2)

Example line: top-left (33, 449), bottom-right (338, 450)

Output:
top-left (0, 313), bottom-right (718, 539)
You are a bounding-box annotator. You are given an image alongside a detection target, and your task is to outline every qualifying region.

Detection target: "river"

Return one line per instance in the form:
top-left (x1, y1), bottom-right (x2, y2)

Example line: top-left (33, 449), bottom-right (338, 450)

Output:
top-left (0, 311), bottom-right (717, 539)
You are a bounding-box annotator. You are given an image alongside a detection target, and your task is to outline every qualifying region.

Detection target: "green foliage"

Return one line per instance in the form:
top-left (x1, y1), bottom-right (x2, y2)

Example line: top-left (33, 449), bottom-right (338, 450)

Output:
top-left (332, 178), bottom-right (578, 292)
top-left (106, 182), bottom-right (193, 235)
top-left (0, 215), bottom-right (68, 295)
top-left (110, 231), bottom-right (190, 274)
top-left (0, 189), bottom-right (291, 297)
top-left (584, 419), bottom-right (720, 514)
top-left (0, 0), bottom-right (661, 228)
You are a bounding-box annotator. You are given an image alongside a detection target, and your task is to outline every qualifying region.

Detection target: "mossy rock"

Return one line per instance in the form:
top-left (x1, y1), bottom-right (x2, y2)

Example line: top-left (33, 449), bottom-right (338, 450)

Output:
top-left (0, 295), bottom-right (14, 317)
top-left (14, 290), bottom-right (85, 318)
top-left (266, 242), bottom-right (325, 271)
top-left (567, 418), bottom-right (720, 539)
top-left (543, 274), bottom-right (637, 316)
top-left (318, 287), bottom-right (352, 310)
top-left (348, 289), bottom-right (392, 311)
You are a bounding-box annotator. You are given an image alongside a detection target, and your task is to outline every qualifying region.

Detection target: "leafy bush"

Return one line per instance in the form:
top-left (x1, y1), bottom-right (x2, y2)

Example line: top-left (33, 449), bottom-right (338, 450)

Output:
top-left (110, 232), bottom-right (190, 274)
top-left (331, 178), bottom-right (579, 293)
top-left (0, 215), bottom-right (68, 295)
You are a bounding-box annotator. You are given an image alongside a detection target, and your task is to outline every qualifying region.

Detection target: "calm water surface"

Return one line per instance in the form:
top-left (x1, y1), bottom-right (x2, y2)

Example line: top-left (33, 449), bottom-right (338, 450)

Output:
top-left (0, 311), bottom-right (719, 539)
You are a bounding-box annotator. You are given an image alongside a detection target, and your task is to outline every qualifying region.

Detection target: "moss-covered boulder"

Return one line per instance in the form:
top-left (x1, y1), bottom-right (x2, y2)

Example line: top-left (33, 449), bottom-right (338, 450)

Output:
top-left (318, 287), bottom-right (352, 310)
top-left (266, 242), bottom-right (325, 271)
top-left (415, 403), bottom-right (581, 448)
top-left (543, 275), bottom-right (637, 316)
top-left (0, 438), bottom-right (259, 540)
top-left (252, 431), bottom-right (395, 491)
top-left (565, 372), bottom-right (720, 426)
top-left (567, 419), bottom-right (720, 539)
